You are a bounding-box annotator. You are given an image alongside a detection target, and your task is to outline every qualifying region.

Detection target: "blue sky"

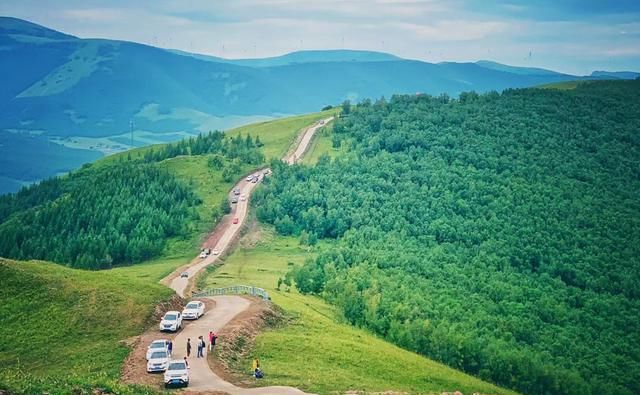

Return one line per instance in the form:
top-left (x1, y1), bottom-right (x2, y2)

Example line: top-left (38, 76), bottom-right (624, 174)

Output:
top-left (1, 0), bottom-right (638, 74)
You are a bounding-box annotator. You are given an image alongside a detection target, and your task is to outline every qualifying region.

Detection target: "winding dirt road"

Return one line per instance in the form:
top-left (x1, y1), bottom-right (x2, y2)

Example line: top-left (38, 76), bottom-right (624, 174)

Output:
top-left (158, 117), bottom-right (333, 394)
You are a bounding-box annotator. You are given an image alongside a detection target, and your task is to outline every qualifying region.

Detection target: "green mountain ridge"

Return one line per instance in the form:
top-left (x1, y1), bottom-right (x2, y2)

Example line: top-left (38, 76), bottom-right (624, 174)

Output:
top-left (1, 16), bottom-right (637, 194)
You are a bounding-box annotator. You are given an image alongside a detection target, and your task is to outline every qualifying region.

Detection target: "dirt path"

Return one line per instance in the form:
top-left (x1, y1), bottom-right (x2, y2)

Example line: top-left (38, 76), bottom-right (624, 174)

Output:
top-left (152, 117), bottom-right (333, 394)
top-left (170, 295), bottom-right (309, 394)
top-left (284, 117), bottom-right (334, 164)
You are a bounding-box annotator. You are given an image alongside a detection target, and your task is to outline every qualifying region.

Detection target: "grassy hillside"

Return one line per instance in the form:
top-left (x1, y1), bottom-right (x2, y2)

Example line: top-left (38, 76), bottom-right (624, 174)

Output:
top-left (0, 111), bottom-right (329, 269)
top-left (4, 17), bottom-right (630, 193)
top-left (300, 121), bottom-right (348, 165)
top-left (202, 227), bottom-right (516, 395)
top-left (254, 80), bottom-right (640, 395)
top-left (0, 258), bottom-right (169, 394)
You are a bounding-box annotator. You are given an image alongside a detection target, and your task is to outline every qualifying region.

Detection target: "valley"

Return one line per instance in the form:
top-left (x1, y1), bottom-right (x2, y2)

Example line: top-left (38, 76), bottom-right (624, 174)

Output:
top-left (0, 9), bottom-right (639, 395)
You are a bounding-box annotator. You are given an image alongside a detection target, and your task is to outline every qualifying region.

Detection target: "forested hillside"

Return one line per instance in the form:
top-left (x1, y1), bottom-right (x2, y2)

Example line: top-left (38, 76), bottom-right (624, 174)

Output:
top-left (255, 80), bottom-right (640, 395)
top-left (0, 131), bottom-right (264, 269)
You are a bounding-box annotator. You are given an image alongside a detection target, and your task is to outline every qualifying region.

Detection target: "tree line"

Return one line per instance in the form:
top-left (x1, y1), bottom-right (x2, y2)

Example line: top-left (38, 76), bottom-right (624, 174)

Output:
top-left (0, 130), bottom-right (266, 269)
top-left (255, 80), bottom-right (640, 395)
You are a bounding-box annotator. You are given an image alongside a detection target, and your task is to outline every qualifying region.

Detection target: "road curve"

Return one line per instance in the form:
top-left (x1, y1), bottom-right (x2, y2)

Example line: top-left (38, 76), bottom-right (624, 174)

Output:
top-left (170, 295), bottom-right (309, 394)
top-left (284, 117), bottom-right (334, 165)
top-left (159, 117), bottom-right (333, 394)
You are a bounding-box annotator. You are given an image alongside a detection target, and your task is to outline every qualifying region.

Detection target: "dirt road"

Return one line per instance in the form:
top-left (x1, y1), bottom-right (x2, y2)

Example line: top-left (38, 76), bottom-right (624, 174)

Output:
top-left (284, 117), bottom-right (334, 165)
top-left (163, 117), bottom-right (333, 297)
top-left (155, 117), bottom-right (333, 393)
top-left (170, 295), bottom-right (309, 394)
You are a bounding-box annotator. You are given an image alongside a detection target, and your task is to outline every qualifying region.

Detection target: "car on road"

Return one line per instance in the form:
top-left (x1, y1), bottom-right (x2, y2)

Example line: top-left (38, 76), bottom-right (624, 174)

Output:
top-left (199, 251), bottom-right (207, 259)
top-left (182, 300), bottom-right (205, 320)
top-left (246, 175), bottom-right (253, 181)
top-left (180, 271), bottom-right (188, 278)
top-left (147, 350), bottom-right (169, 373)
top-left (231, 196), bottom-right (238, 204)
top-left (251, 176), bottom-right (259, 183)
top-left (232, 218), bottom-right (239, 224)
top-left (146, 339), bottom-right (169, 360)
top-left (240, 194), bottom-right (246, 201)
top-left (164, 360), bottom-right (189, 388)
top-left (212, 249), bottom-right (220, 255)
top-left (263, 169), bottom-right (271, 175)
top-left (159, 311), bottom-right (182, 332)
top-left (233, 188), bottom-right (240, 195)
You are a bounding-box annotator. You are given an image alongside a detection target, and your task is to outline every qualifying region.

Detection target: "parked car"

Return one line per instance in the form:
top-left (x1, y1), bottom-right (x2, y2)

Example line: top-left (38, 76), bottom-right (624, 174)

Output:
top-left (251, 176), bottom-right (259, 183)
top-left (147, 350), bottom-right (170, 373)
top-left (232, 218), bottom-right (239, 224)
top-left (199, 251), bottom-right (207, 259)
top-left (146, 339), bottom-right (169, 360)
top-left (233, 188), bottom-right (240, 195)
top-left (231, 196), bottom-right (238, 204)
top-left (240, 194), bottom-right (246, 201)
top-left (246, 175), bottom-right (253, 181)
top-left (182, 300), bottom-right (205, 320)
top-left (159, 311), bottom-right (182, 332)
top-left (212, 249), bottom-right (220, 255)
top-left (180, 271), bottom-right (188, 278)
top-left (203, 248), bottom-right (211, 255)
top-left (164, 359), bottom-right (189, 388)
top-left (263, 169), bottom-right (271, 175)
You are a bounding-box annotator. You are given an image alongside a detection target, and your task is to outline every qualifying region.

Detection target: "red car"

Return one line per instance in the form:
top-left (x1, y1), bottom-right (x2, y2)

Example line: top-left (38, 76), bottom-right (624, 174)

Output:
top-left (232, 218), bottom-right (239, 224)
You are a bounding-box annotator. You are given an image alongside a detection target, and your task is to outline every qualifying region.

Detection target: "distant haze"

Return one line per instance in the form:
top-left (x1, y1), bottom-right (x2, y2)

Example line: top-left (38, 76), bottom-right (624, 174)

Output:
top-left (1, 0), bottom-right (639, 75)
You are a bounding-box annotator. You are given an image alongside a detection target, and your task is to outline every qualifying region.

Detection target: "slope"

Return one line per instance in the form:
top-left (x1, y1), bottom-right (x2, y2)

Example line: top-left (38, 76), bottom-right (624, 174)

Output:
top-left (201, 228), bottom-right (517, 395)
top-left (0, 258), bottom-right (172, 394)
top-left (255, 80), bottom-right (640, 395)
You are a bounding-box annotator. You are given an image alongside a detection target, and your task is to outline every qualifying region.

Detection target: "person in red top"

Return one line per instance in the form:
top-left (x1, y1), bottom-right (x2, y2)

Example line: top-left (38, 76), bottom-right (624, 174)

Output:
top-left (208, 331), bottom-right (213, 351)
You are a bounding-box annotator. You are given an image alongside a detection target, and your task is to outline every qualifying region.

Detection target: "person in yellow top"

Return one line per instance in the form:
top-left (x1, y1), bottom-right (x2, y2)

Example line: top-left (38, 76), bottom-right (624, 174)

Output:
top-left (252, 358), bottom-right (260, 371)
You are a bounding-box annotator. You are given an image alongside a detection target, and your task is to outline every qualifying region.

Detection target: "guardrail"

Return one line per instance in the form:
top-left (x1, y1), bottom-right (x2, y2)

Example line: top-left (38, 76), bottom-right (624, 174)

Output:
top-left (193, 285), bottom-right (270, 301)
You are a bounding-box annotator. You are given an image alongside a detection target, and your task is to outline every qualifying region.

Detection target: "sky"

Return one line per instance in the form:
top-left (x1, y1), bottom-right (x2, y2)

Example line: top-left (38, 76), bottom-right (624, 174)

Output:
top-left (1, 0), bottom-right (639, 75)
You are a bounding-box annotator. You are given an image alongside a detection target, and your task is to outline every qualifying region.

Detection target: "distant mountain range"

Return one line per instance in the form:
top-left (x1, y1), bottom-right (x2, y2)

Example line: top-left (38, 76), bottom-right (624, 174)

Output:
top-left (0, 16), bottom-right (637, 194)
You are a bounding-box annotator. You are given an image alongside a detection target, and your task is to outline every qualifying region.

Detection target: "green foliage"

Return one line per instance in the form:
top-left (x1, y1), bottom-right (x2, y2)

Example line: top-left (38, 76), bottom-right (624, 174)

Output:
top-left (0, 162), bottom-right (199, 269)
top-left (256, 80), bottom-right (640, 395)
top-left (0, 258), bottom-right (170, 394)
top-left (141, 131), bottom-right (264, 165)
top-left (201, 228), bottom-right (514, 395)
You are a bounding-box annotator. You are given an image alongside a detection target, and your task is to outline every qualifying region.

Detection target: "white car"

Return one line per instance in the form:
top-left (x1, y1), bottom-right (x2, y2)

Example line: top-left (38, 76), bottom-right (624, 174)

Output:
top-left (147, 350), bottom-right (169, 373)
top-left (199, 251), bottom-right (207, 259)
top-left (240, 194), bottom-right (246, 201)
top-left (164, 359), bottom-right (189, 388)
top-left (159, 311), bottom-right (182, 332)
top-left (246, 175), bottom-right (253, 181)
top-left (182, 301), bottom-right (205, 320)
top-left (212, 249), bottom-right (220, 255)
top-left (146, 339), bottom-right (169, 360)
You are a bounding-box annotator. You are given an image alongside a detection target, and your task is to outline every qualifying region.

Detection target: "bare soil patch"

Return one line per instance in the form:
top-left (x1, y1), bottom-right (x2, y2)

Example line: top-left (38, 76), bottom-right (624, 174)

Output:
top-left (207, 297), bottom-right (287, 387)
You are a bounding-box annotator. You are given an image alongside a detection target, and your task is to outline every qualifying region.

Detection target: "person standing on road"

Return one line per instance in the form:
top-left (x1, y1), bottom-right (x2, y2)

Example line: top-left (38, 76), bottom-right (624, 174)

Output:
top-left (186, 338), bottom-right (192, 358)
top-left (208, 331), bottom-right (213, 352)
top-left (167, 340), bottom-right (173, 357)
top-left (211, 332), bottom-right (218, 350)
top-left (197, 335), bottom-right (205, 358)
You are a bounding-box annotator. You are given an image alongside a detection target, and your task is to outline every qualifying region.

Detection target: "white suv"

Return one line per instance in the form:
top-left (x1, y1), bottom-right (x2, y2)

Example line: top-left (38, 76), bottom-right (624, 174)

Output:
top-left (159, 311), bottom-right (182, 332)
top-left (147, 350), bottom-right (169, 373)
top-left (164, 359), bottom-right (189, 388)
top-left (182, 301), bottom-right (205, 320)
top-left (146, 339), bottom-right (169, 360)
